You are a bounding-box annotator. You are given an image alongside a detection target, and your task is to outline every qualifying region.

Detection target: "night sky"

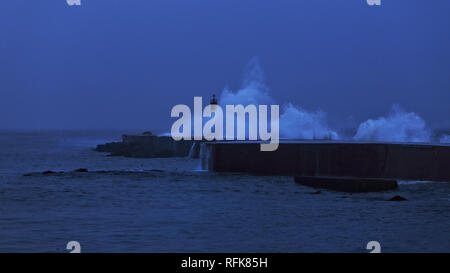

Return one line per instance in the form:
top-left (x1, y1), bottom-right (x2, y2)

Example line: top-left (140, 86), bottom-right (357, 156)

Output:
top-left (1, 0), bottom-right (449, 131)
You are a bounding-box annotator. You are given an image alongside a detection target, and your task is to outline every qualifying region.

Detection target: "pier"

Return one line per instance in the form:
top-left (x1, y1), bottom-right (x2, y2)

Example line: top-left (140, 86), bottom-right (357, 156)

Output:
top-left (96, 135), bottom-right (450, 182)
top-left (204, 140), bottom-right (450, 182)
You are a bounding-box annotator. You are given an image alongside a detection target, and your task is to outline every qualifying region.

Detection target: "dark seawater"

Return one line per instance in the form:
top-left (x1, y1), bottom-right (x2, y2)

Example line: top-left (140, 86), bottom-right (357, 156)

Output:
top-left (0, 130), bottom-right (448, 253)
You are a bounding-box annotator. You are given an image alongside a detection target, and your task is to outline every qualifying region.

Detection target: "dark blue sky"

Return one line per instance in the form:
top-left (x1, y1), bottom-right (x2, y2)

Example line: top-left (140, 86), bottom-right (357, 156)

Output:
top-left (0, 0), bottom-right (449, 131)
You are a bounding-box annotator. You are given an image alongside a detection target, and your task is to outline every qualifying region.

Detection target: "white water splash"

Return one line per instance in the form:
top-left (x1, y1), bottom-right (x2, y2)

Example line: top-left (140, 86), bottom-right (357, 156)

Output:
top-left (354, 105), bottom-right (431, 142)
top-left (199, 142), bottom-right (210, 170)
top-left (188, 142), bottom-right (197, 158)
top-left (280, 104), bottom-right (339, 140)
top-left (440, 134), bottom-right (450, 143)
top-left (398, 180), bottom-right (433, 185)
top-left (219, 57), bottom-right (339, 140)
top-left (220, 57), bottom-right (274, 106)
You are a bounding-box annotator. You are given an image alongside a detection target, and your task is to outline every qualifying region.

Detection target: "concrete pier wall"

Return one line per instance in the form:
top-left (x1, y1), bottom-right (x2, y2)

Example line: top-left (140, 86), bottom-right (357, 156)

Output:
top-left (208, 141), bottom-right (450, 182)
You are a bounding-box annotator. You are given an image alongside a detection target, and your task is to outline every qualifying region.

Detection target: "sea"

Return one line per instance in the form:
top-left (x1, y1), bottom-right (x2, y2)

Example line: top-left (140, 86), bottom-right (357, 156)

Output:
top-left (0, 130), bottom-right (448, 253)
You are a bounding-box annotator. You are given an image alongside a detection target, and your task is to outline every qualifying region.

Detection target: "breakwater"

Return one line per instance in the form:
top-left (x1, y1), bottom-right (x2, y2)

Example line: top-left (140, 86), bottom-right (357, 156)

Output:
top-left (96, 134), bottom-right (198, 158)
top-left (205, 141), bottom-right (450, 182)
top-left (95, 136), bottom-right (450, 182)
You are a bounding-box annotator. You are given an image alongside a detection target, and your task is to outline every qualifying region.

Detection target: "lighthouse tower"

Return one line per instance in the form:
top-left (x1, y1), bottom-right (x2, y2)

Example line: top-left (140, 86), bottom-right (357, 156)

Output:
top-left (210, 94), bottom-right (218, 105)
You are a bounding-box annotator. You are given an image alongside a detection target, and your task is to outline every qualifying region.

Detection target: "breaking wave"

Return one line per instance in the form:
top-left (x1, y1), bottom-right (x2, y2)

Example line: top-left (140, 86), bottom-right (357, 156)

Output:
top-left (353, 105), bottom-right (431, 142)
top-left (219, 57), bottom-right (339, 140)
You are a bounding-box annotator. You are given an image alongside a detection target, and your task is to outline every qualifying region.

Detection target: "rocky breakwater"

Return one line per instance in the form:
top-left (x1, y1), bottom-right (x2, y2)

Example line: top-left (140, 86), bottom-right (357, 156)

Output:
top-left (95, 133), bottom-right (198, 158)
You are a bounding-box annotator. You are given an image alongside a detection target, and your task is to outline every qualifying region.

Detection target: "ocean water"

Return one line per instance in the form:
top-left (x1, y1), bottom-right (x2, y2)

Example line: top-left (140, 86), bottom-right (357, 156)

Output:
top-left (0, 130), bottom-right (448, 253)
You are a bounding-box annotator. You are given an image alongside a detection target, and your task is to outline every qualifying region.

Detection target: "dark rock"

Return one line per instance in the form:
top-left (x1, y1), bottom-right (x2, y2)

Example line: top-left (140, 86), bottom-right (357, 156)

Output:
top-left (42, 170), bottom-right (56, 175)
top-left (142, 131), bottom-right (153, 135)
top-left (74, 168), bottom-right (88, 173)
top-left (311, 191), bottom-right (321, 194)
top-left (149, 169), bottom-right (165, 172)
top-left (388, 195), bottom-right (408, 201)
top-left (295, 176), bottom-right (398, 193)
top-left (95, 142), bottom-right (124, 154)
top-left (95, 135), bottom-right (197, 158)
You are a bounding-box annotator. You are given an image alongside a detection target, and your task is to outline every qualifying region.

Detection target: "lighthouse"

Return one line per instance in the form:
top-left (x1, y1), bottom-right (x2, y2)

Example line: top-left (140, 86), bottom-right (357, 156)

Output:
top-left (210, 94), bottom-right (218, 105)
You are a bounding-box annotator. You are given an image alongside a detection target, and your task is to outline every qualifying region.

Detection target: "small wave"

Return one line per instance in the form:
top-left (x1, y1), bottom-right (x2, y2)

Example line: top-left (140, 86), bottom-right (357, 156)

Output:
top-left (398, 180), bottom-right (433, 185)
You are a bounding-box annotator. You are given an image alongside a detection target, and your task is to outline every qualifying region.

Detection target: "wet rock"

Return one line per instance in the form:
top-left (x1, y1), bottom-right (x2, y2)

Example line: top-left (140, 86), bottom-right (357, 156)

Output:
top-left (95, 142), bottom-right (124, 154)
top-left (295, 176), bottom-right (398, 193)
top-left (388, 195), bottom-right (408, 201)
top-left (311, 191), bottom-right (321, 194)
top-left (42, 170), bottom-right (56, 175)
top-left (96, 135), bottom-right (196, 158)
top-left (149, 169), bottom-right (165, 173)
top-left (74, 168), bottom-right (88, 173)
